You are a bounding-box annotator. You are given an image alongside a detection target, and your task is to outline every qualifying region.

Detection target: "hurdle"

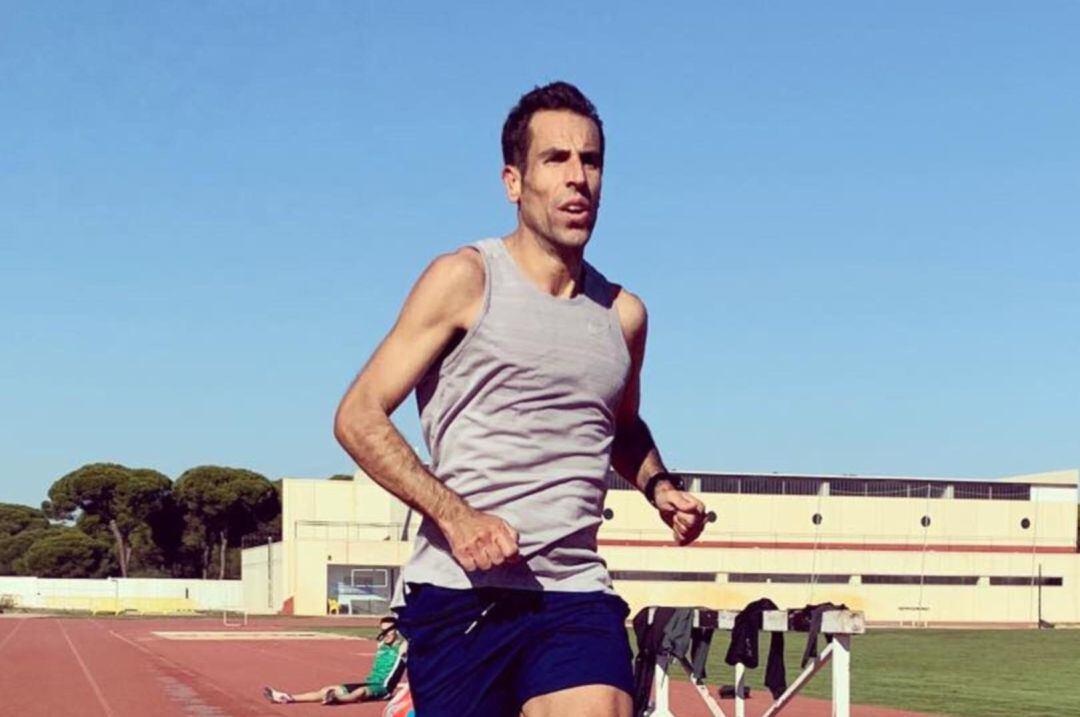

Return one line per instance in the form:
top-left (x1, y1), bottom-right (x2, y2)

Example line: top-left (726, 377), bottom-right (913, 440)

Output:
top-left (222, 607), bottom-right (249, 627)
top-left (644, 607), bottom-right (865, 717)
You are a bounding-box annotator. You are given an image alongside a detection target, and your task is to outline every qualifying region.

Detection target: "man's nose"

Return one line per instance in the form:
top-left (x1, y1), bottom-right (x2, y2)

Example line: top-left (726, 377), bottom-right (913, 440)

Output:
top-left (566, 156), bottom-right (588, 186)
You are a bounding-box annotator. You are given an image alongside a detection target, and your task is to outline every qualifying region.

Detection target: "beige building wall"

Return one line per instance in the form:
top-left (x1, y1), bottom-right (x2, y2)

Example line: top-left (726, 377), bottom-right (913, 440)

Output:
top-left (246, 470), bottom-right (1079, 624)
top-left (597, 479), bottom-right (1076, 550)
top-left (241, 540), bottom-right (285, 614)
top-left (603, 545), bottom-right (1080, 624)
top-left (280, 477), bottom-right (410, 616)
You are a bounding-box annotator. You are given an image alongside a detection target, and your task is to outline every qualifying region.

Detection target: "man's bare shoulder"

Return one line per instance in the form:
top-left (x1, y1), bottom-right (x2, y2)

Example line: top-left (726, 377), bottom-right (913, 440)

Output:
top-left (409, 246), bottom-right (485, 328)
top-left (612, 283), bottom-right (647, 334)
top-left (422, 246), bottom-right (485, 295)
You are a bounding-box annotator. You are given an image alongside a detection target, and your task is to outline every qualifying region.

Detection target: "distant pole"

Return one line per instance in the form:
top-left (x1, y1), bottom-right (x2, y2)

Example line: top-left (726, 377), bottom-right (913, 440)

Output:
top-left (267, 536), bottom-right (273, 610)
top-left (1037, 563), bottom-right (1043, 628)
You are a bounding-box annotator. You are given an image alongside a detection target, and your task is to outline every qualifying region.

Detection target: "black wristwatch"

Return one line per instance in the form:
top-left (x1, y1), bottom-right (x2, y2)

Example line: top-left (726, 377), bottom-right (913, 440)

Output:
top-left (644, 472), bottom-right (685, 507)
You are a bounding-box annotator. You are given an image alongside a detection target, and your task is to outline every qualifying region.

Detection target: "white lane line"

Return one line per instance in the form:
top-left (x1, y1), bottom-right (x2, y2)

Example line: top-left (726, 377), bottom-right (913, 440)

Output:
top-left (0, 618), bottom-right (26, 654)
top-left (105, 626), bottom-right (264, 717)
top-left (58, 620), bottom-right (117, 717)
top-left (151, 630), bottom-right (361, 640)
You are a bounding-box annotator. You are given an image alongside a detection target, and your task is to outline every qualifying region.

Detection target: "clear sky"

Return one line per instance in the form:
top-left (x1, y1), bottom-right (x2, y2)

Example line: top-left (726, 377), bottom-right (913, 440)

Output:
top-left (3, 2), bottom-right (1078, 507)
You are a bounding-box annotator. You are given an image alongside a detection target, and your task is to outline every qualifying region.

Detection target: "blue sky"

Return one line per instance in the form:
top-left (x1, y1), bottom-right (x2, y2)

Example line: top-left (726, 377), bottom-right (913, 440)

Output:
top-left (2, 2), bottom-right (1078, 507)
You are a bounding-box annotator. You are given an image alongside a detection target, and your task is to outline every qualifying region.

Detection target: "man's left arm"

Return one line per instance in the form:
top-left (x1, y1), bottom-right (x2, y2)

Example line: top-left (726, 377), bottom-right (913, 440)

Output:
top-left (610, 289), bottom-right (707, 545)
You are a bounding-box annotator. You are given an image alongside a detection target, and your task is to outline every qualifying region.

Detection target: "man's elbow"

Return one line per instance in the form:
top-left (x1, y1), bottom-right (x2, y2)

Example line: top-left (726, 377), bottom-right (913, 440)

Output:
top-left (333, 392), bottom-right (386, 451)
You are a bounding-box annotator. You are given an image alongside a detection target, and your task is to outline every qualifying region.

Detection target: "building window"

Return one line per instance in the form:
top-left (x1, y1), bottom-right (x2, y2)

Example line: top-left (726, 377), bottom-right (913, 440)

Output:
top-left (863, 575), bottom-right (979, 585)
top-left (1021, 518), bottom-right (1031, 530)
top-left (812, 513), bottom-right (823, 525)
top-left (990, 576), bottom-right (1063, 587)
top-left (741, 476), bottom-right (785, 495)
top-left (610, 570), bottom-right (715, 582)
top-left (694, 475), bottom-right (823, 495)
top-left (327, 565), bottom-right (397, 615)
top-left (783, 479), bottom-right (824, 496)
top-left (989, 484), bottom-right (1030, 501)
top-left (697, 475), bottom-right (741, 494)
top-left (954, 482), bottom-right (992, 500)
top-left (867, 481), bottom-right (931, 498)
top-left (921, 516), bottom-right (931, 528)
top-left (832, 480), bottom-right (948, 499)
top-left (829, 479), bottom-right (867, 497)
top-left (729, 573), bottom-right (851, 584)
top-left (604, 472), bottom-right (634, 491)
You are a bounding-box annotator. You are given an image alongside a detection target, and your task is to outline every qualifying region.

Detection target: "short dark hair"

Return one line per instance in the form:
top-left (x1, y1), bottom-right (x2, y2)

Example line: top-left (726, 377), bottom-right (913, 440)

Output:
top-left (501, 81), bottom-right (604, 171)
top-left (376, 615), bottom-right (397, 640)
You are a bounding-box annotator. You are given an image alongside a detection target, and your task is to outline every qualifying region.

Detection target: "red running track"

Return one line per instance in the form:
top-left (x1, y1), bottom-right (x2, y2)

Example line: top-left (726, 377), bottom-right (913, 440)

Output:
top-left (0, 616), bottom-right (940, 717)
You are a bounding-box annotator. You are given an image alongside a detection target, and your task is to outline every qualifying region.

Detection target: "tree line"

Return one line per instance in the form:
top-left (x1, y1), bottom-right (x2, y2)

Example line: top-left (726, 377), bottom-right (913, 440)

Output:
top-left (0, 463), bottom-right (282, 580)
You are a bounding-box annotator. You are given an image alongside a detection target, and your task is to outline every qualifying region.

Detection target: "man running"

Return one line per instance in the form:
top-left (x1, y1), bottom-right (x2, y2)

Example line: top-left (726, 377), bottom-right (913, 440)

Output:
top-left (263, 616), bottom-right (406, 705)
top-left (334, 81), bottom-right (707, 717)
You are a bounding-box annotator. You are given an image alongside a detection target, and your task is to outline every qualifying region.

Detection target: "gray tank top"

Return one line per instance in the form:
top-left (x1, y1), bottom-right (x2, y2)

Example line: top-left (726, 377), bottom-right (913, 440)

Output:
top-left (404, 238), bottom-right (631, 593)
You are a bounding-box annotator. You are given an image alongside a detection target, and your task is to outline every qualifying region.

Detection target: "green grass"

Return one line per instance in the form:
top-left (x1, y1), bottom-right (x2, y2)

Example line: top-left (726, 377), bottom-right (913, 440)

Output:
top-left (647, 629), bottom-right (1080, 717)
top-left (313, 625), bottom-right (1080, 716)
top-left (311, 625), bottom-right (383, 640)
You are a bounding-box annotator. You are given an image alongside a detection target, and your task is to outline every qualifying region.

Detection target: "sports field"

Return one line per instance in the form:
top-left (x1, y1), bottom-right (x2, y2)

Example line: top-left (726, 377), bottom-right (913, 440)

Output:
top-left (320, 624), bottom-right (1080, 717)
top-left (655, 627), bottom-right (1080, 717)
top-left (2, 613), bottom-right (1076, 716)
top-left (779, 628), bottom-right (1080, 717)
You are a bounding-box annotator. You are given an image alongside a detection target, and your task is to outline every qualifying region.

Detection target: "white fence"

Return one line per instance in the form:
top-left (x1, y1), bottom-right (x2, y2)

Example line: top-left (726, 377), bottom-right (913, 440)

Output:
top-left (0, 577), bottom-right (242, 611)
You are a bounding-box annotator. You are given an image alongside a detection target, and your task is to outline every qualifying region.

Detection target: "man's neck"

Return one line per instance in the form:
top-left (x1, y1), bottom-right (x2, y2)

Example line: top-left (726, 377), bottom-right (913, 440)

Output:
top-left (504, 227), bottom-right (585, 299)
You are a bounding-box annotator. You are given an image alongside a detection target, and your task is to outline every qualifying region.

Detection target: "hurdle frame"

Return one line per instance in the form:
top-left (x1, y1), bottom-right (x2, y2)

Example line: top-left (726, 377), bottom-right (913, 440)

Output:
top-left (222, 607), bottom-right (249, 627)
top-left (644, 607), bottom-right (864, 717)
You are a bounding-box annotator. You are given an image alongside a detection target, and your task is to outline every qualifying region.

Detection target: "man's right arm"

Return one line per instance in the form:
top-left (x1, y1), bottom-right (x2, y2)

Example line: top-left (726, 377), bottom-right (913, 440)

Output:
top-left (333, 247), bottom-right (518, 571)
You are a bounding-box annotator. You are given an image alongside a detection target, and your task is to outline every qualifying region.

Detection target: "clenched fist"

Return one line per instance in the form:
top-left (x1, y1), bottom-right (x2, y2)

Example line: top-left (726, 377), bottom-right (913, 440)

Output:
top-left (439, 507), bottom-right (520, 572)
top-left (654, 485), bottom-right (707, 546)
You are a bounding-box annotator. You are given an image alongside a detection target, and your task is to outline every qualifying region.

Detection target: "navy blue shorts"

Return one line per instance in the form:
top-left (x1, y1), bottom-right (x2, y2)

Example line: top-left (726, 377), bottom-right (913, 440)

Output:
top-left (395, 584), bottom-right (633, 717)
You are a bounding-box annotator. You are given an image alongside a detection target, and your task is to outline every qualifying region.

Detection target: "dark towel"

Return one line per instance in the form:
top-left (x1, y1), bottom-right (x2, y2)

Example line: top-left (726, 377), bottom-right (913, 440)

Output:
top-left (724, 598), bottom-right (787, 699)
top-left (789, 602), bottom-right (848, 668)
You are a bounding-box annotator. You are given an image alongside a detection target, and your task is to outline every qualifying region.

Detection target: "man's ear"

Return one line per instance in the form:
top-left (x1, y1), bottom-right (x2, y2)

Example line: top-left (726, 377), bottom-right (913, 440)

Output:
top-left (502, 164), bottom-right (522, 203)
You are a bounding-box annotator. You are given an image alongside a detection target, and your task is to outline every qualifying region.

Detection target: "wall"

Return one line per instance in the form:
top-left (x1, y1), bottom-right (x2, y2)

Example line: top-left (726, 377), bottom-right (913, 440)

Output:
top-left (262, 473), bottom-right (1079, 621)
top-left (0, 577), bottom-right (242, 611)
top-left (281, 477), bottom-right (409, 615)
top-left (598, 488), bottom-right (1076, 550)
top-left (602, 544), bottom-right (1080, 625)
top-left (290, 538), bottom-right (412, 616)
top-left (266, 533), bottom-right (1080, 623)
top-left (240, 540), bottom-right (286, 614)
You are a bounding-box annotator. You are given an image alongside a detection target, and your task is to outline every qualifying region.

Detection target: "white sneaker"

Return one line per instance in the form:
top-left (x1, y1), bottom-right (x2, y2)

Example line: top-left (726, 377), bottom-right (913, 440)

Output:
top-left (263, 687), bottom-right (294, 704)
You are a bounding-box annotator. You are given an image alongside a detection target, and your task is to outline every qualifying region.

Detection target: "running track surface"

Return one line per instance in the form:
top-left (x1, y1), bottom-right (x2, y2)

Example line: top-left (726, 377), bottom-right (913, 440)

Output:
top-left (0, 615), bottom-right (941, 717)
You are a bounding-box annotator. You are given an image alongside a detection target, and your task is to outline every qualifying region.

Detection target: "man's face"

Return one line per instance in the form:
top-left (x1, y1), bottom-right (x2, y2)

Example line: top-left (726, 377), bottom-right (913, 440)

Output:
top-left (379, 625), bottom-right (397, 644)
top-left (504, 109), bottom-right (603, 251)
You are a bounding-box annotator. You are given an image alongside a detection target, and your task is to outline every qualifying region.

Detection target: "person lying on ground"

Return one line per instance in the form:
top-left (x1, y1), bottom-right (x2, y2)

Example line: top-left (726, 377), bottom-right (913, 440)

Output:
top-left (263, 616), bottom-right (407, 705)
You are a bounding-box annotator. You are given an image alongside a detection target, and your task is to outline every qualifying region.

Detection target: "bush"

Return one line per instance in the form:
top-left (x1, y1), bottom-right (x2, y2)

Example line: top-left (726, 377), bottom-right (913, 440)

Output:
top-left (0, 503), bottom-right (49, 539)
top-left (14, 529), bottom-right (114, 578)
top-left (0, 527), bottom-right (53, 575)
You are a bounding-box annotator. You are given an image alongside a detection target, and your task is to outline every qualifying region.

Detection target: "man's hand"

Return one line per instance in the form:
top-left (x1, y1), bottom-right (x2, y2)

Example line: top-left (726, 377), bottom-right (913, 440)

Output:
top-left (439, 508), bottom-right (520, 571)
top-left (655, 485), bottom-right (707, 545)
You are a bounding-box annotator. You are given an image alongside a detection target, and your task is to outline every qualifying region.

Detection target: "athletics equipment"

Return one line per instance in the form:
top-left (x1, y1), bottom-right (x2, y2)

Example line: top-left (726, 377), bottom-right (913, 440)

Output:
top-left (639, 606), bottom-right (864, 717)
